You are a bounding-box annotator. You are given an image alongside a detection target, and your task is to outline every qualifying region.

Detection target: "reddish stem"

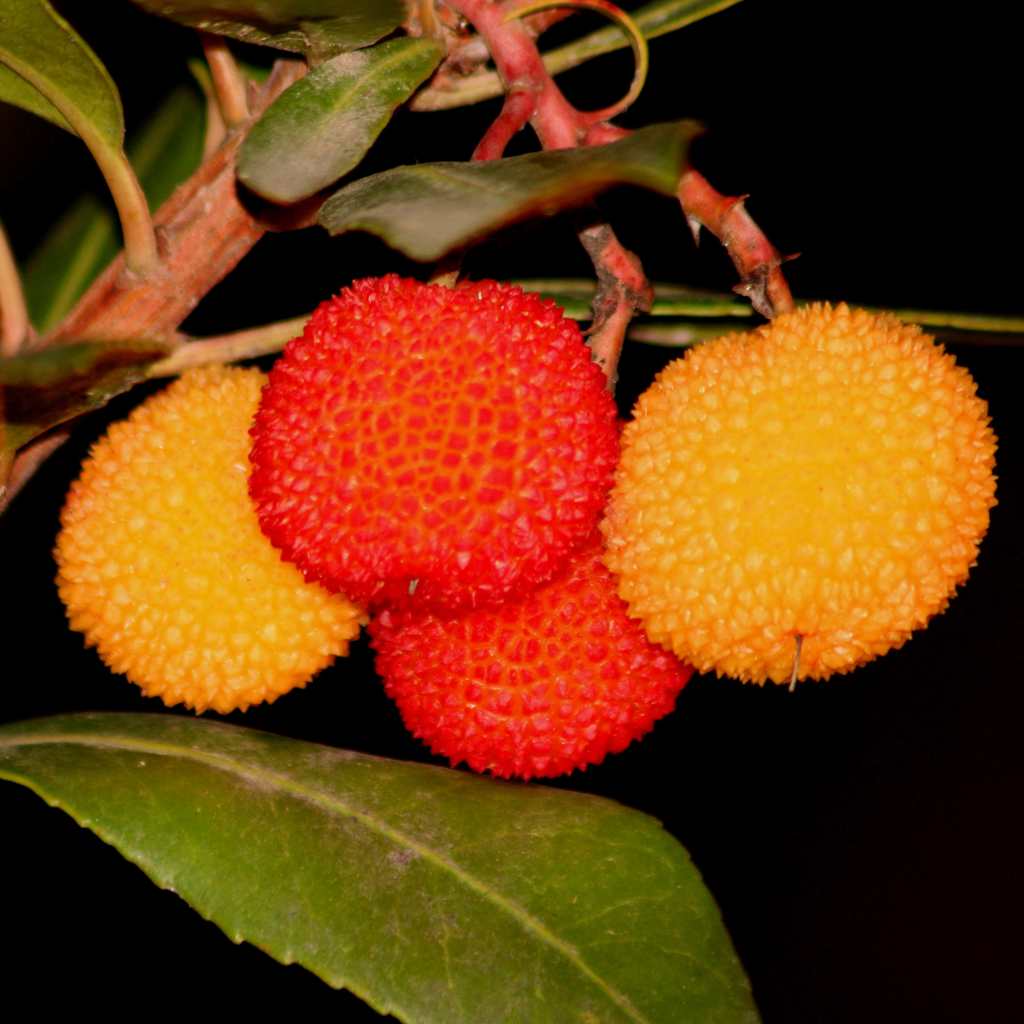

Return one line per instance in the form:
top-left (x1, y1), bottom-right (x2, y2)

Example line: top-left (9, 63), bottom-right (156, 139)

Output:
top-left (473, 87), bottom-right (536, 159)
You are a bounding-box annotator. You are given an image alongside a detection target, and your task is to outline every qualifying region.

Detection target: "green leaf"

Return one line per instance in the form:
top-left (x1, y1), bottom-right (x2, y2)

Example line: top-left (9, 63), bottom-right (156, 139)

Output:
top-left (0, 340), bottom-right (172, 451)
top-left (319, 121), bottom-right (700, 261)
top-left (23, 85), bottom-right (206, 335)
top-left (130, 1), bottom-right (406, 62)
top-left (239, 37), bottom-right (442, 204)
top-left (0, 713), bottom-right (759, 1024)
top-left (0, 0), bottom-right (123, 146)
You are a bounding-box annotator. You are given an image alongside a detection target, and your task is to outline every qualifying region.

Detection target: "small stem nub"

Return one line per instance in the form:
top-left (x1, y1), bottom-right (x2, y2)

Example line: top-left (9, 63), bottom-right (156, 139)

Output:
top-left (789, 633), bottom-right (803, 692)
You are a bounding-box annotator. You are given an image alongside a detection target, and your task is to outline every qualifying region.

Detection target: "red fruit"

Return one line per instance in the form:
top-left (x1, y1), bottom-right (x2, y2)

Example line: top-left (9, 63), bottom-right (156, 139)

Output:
top-left (249, 275), bottom-right (619, 612)
top-left (370, 535), bottom-right (693, 780)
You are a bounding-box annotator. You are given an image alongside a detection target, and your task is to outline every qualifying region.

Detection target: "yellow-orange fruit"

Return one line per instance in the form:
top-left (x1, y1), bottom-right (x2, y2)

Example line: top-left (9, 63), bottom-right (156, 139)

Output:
top-left (602, 303), bottom-right (997, 684)
top-left (55, 366), bottom-right (365, 713)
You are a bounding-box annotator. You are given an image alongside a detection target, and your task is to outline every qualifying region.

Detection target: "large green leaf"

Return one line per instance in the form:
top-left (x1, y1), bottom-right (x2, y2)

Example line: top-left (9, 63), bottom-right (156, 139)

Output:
top-left (23, 86), bottom-right (206, 335)
top-left (130, 1), bottom-right (406, 62)
top-left (319, 120), bottom-right (700, 261)
top-left (239, 37), bottom-right (442, 204)
top-left (0, 340), bottom-right (171, 452)
top-left (0, 0), bottom-right (123, 146)
top-left (0, 713), bottom-right (759, 1024)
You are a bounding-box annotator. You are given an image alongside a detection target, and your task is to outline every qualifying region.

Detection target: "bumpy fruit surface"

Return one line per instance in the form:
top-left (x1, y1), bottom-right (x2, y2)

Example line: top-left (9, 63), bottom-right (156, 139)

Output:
top-left (55, 366), bottom-right (364, 713)
top-left (602, 303), bottom-right (997, 684)
top-left (249, 276), bottom-right (620, 612)
top-left (370, 535), bottom-right (692, 779)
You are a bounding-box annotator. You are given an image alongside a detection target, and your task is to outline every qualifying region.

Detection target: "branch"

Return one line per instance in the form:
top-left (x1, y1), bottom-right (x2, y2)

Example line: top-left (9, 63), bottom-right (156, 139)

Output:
top-left (50, 60), bottom-right (304, 343)
top-left (2, 60), bottom-right (305, 513)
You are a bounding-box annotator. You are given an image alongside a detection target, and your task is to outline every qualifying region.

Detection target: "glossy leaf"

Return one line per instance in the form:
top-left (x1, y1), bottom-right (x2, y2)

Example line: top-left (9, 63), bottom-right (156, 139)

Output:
top-left (0, 713), bottom-right (760, 1024)
top-left (0, 0), bottom-right (123, 147)
top-left (319, 120), bottom-right (700, 261)
top-left (239, 37), bottom-right (442, 204)
top-left (23, 86), bottom-right (206, 334)
top-left (130, 1), bottom-right (406, 62)
top-left (0, 340), bottom-right (171, 451)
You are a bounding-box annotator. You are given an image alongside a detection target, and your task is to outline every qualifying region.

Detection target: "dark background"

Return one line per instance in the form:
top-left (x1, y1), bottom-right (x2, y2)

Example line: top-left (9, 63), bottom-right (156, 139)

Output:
top-left (1, 3), bottom-right (1020, 1021)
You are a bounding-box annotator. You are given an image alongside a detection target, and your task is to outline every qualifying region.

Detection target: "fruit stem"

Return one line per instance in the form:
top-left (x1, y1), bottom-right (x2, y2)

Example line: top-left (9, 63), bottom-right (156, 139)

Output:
top-left (678, 169), bottom-right (795, 319)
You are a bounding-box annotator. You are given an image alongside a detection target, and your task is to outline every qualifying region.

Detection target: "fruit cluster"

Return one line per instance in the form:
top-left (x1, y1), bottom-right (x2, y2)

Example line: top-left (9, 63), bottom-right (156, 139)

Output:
top-left (55, 279), bottom-right (997, 778)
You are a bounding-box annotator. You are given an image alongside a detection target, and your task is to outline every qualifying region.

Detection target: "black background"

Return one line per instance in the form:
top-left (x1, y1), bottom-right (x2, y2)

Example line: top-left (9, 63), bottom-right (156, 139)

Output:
top-left (1, 3), bottom-right (1020, 1021)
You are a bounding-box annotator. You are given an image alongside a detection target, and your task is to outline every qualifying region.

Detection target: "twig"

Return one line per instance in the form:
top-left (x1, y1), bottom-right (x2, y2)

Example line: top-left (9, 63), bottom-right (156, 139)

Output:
top-left (0, 220), bottom-right (31, 356)
top-left (200, 33), bottom-right (250, 128)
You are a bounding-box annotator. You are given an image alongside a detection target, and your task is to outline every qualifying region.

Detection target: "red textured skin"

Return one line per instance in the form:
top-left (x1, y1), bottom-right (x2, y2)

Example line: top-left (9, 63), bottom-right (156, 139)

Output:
top-left (249, 276), bottom-right (620, 612)
top-left (370, 535), bottom-right (693, 780)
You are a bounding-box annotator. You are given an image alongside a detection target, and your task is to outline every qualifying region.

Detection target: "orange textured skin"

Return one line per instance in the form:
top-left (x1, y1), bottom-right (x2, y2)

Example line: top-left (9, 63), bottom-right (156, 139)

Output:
top-left (602, 304), bottom-right (997, 684)
top-left (55, 366), bottom-right (365, 713)
top-left (249, 276), bottom-right (620, 612)
top-left (370, 535), bottom-right (692, 779)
